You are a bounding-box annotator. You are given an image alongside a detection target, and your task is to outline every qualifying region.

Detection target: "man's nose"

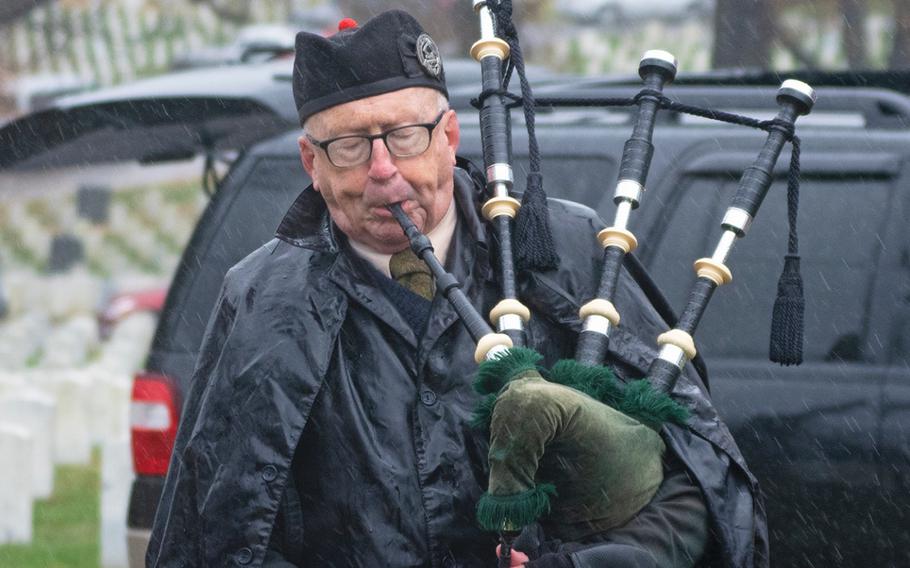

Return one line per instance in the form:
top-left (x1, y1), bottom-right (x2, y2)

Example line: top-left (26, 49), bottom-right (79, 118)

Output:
top-left (367, 138), bottom-right (397, 180)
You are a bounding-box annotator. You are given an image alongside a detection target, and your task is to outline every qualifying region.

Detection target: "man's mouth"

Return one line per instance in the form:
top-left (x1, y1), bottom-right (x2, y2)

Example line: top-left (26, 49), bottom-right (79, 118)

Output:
top-left (373, 200), bottom-right (416, 219)
top-left (371, 206), bottom-right (395, 218)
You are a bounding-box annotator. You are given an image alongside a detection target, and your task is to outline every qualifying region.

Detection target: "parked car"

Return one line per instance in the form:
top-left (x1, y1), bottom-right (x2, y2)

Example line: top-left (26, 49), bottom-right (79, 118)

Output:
top-left (2, 61), bottom-right (908, 567)
top-left (5, 73), bottom-right (97, 114)
top-left (97, 288), bottom-right (168, 340)
top-left (170, 6), bottom-right (351, 70)
top-left (169, 24), bottom-right (299, 71)
top-left (0, 57), bottom-right (560, 172)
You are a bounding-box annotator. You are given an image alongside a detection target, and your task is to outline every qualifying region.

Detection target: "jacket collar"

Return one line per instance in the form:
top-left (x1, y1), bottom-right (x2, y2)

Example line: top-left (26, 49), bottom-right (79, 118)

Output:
top-left (274, 181), bottom-right (339, 252)
top-left (274, 164), bottom-right (487, 252)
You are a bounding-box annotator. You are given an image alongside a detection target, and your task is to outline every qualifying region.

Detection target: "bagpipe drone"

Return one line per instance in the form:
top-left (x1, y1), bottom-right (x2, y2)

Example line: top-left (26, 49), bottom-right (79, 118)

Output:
top-left (390, 1), bottom-right (816, 564)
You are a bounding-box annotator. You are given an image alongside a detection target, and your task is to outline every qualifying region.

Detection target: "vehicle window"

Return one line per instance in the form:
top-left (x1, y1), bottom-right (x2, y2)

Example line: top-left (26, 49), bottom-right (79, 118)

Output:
top-left (877, 183), bottom-right (910, 367)
top-left (644, 173), bottom-right (892, 364)
top-left (514, 156), bottom-right (618, 211)
top-left (637, 174), bottom-right (728, 302)
top-left (882, 251), bottom-right (910, 366)
top-left (461, 153), bottom-right (617, 212)
top-left (165, 156), bottom-right (307, 352)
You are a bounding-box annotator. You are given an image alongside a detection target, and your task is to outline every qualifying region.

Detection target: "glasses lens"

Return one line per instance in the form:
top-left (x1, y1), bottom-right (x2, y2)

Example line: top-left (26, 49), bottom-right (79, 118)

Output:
top-left (326, 137), bottom-right (371, 167)
top-left (386, 126), bottom-right (431, 157)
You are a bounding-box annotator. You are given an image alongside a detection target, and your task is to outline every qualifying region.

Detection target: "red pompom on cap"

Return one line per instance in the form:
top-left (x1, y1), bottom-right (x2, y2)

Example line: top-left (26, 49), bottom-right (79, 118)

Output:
top-left (337, 18), bottom-right (358, 31)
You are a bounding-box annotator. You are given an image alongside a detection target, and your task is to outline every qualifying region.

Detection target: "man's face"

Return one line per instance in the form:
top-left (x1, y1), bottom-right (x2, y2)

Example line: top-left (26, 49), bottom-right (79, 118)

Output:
top-left (298, 87), bottom-right (460, 254)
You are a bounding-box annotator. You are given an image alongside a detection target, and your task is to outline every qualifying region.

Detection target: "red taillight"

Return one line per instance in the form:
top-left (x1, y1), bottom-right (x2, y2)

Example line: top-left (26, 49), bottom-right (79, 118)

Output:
top-left (131, 372), bottom-right (179, 476)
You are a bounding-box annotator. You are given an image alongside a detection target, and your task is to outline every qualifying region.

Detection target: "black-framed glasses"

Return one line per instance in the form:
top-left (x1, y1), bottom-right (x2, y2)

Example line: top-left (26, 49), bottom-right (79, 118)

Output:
top-left (306, 111), bottom-right (447, 168)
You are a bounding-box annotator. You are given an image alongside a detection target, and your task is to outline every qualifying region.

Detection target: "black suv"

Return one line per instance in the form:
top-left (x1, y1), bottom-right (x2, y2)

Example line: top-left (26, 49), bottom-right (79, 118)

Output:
top-left (3, 62), bottom-right (909, 567)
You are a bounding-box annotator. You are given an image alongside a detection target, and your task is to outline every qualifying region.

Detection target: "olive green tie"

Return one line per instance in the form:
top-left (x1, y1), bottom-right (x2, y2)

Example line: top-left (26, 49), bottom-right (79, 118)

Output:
top-left (389, 248), bottom-right (435, 301)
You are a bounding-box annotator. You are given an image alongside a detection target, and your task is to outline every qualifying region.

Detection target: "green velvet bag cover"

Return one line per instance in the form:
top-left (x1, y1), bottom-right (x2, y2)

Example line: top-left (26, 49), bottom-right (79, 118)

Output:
top-left (474, 348), bottom-right (688, 542)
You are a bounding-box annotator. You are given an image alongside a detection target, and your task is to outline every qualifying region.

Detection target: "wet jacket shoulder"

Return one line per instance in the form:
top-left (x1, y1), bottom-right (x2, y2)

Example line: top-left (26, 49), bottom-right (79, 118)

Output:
top-left (147, 213), bottom-right (350, 566)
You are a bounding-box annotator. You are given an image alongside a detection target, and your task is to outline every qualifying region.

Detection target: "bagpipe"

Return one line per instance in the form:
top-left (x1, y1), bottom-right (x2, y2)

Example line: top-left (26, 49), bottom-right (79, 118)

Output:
top-left (391, 0), bottom-right (816, 564)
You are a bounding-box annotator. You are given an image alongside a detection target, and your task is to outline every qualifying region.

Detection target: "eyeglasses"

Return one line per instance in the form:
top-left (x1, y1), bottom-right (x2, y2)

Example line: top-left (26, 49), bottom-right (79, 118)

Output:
top-left (306, 111), bottom-right (447, 168)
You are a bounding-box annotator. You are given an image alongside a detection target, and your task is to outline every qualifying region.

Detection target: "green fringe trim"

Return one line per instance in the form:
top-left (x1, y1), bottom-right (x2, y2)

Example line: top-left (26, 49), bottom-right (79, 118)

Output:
top-left (548, 359), bottom-right (689, 430)
top-left (470, 393), bottom-right (498, 432)
top-left (476, 483), bottom-right (557, 532)
top-left (471, 347), bottom-right (544, 432)
top-left (619, 379), bottom-right (690, 429)
top-left (547, 359), bottom-right (624, 407)
top-left (470, 350), bottom-right (689, 432)
top-left (473, 347), bottom-right (543, 396)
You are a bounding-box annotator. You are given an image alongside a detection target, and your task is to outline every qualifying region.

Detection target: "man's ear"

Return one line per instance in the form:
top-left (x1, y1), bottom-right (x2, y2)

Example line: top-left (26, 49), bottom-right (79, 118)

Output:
top-left (298, 135), bottom-right (319, 190)
top-left (443, 110), bottom-right (460, 166)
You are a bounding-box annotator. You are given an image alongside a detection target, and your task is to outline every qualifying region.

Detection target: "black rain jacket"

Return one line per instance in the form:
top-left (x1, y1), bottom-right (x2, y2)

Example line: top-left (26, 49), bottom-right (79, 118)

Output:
top-left (147, 164), bottom-right (768, 567)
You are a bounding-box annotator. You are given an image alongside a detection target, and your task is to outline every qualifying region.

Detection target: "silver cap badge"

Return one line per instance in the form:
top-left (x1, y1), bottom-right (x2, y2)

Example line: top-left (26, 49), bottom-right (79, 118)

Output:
top-left (416, 33), bottom-right (442, 78)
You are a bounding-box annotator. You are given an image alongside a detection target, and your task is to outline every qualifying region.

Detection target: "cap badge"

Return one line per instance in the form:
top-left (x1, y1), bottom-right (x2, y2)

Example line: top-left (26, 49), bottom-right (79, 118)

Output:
top-left (416, 33), bottom-right (442, 78)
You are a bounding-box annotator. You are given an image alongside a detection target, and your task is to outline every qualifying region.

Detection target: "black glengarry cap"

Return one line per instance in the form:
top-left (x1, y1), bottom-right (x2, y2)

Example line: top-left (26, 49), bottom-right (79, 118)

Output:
top-left (292, 10), bottom-right (448, 125)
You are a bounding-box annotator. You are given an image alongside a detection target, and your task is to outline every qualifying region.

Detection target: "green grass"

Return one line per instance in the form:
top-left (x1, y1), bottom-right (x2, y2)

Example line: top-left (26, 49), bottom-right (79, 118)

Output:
top-left (85, 255), bottom-right (112, 279)
top-left (24, 347), bottom-right (44, 369)
top-left (0, 452), bottom-right (101, 568)
top-left (0, 226), bottom-right (43, 270)
top-left (102, 234), bottom-right (162, 274)
top-left (116, 179), bottom-right (202, 206)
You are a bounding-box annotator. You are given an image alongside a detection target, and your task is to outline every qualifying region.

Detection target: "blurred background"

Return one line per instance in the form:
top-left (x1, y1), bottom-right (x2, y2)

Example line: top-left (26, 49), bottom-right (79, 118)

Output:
top-left (0, 0), bottom-right (907, 566)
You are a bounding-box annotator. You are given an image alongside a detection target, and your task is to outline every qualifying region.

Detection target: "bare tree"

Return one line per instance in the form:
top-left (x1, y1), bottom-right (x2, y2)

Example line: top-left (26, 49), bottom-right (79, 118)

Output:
top-left (0, 0), bottom-right (51, 27)
top-left (711, 0), bottom-right (775, 69)
top-left (891, 0), bottom-right (910, 69)
top-left (774, 21), bottom-right (821, 70)
top-left (187, 0), bottom-right (251, 26)
top-left (334, 0), bottom-right (472, 55)
top-left (840, 0), bottom-right (867, 68)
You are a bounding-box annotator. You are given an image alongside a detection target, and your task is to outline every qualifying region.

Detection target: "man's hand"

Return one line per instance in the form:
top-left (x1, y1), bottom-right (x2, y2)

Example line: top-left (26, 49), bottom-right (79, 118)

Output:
top-left (492, 523), bottom-right (576, 568)
top-left (495, 544), bottom-right (530, 567)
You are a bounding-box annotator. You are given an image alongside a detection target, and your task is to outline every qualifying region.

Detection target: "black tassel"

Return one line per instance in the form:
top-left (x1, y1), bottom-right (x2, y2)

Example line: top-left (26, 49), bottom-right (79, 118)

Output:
top-left (514, 173), bottom-right (558, 271)
top-left (487, 0), bottom-right (557, 273)
top-left (769, 254), bottom-right (804, 365)
top-left (769, 137), bottom-right (804, 365)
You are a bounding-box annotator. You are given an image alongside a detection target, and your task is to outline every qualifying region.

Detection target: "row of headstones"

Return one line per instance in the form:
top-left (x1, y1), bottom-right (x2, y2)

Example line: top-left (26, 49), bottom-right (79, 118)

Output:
top-left (0, 312), bottom-right (156, 565)
top-left (0, 369), bottom-right (133, 565)
top-left (1, 262), bottom-right (166, 332)
top-left (1, 184), bottom-right (197, 279)
top-left (10, 184), bottom-right (197, 235)
top-left (0, 436), bottom-right (134, 568)
top-left (0, 301), bottom-right (159, 373)
top-left (2, 269), bottom-right (100, 323)
top-left (0, 311), bottom-right (156, 455)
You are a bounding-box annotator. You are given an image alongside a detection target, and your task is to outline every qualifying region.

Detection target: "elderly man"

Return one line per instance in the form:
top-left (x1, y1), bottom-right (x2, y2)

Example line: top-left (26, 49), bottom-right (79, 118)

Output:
top-left (148, 10), bottom-right (767, 568)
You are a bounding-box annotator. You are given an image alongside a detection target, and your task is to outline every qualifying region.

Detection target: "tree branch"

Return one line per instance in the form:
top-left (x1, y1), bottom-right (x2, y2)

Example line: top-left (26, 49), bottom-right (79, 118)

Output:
top-left (775, 20), bottom-right (821, 70)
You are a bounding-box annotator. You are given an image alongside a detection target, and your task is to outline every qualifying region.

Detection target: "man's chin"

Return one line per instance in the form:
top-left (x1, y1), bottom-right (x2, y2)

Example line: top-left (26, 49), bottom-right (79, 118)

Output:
top-left (365, 217), bottom-right (425, 252)
top-left (374, 238), bottom-right (413, 255)
top-left (360, 227), bottom-right (412, 254)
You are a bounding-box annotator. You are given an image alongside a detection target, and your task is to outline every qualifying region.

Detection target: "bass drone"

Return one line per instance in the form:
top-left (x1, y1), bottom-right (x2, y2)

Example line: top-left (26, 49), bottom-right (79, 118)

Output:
top-left (390, 1), bottom-right (816, 564)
